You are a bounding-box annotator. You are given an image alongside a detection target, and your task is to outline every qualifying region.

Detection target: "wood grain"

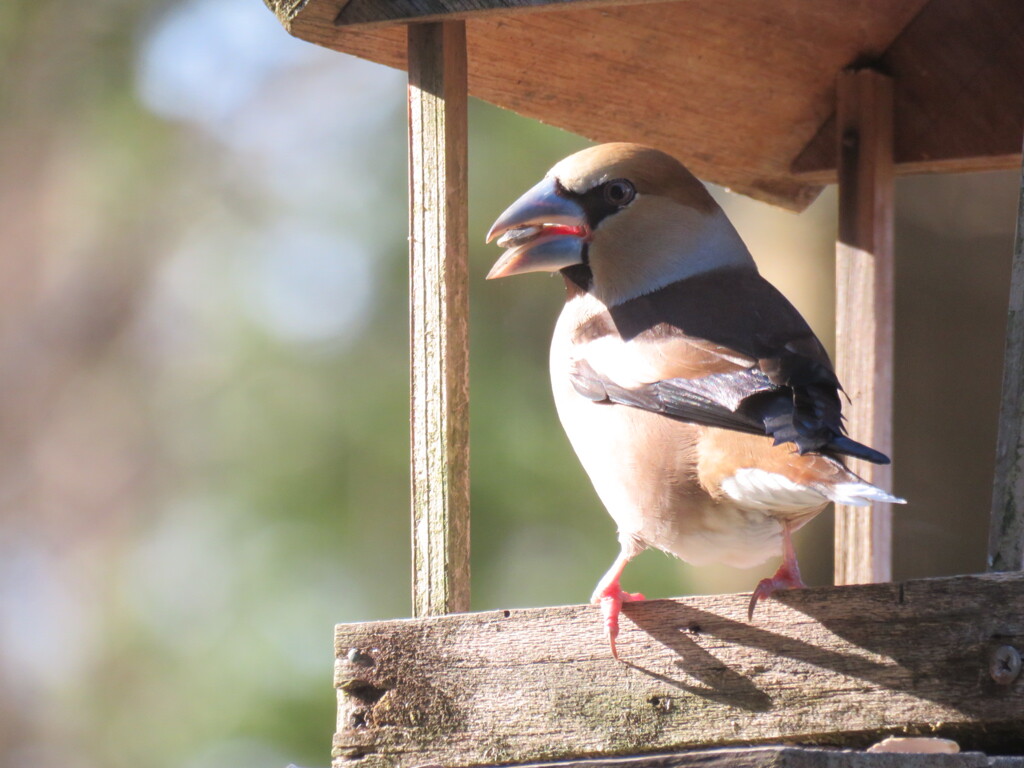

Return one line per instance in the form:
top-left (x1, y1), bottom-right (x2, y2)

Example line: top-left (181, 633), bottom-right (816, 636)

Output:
top-left (510, 747), bottom-right (1023, 768)
top-left (407, 22), bottom-right (471, 617)
top-left (989, 146), bottom-right (1024, 572)
top-left (265, 0), bottom-right (927, 210)
top-left (793, 0), bottom-right (1024, 183)
top-left (263, 0), bottom-right (1023, 211)
top-left (833, 70), bottom-right (894, 587)
top-left (334, 572), bottom-right (1024, 768)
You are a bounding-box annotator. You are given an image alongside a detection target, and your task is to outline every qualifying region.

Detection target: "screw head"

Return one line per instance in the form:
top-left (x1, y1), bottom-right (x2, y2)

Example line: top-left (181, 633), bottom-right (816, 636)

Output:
top-left (989, 645), bottom-right (1021, 685)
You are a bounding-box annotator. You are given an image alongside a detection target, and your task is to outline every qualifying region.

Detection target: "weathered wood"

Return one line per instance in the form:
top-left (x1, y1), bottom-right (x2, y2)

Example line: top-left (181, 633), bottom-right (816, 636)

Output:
top-left (264, 0), bottom-right (1024, 211)
top-left (266, 0), bottom-right (914, 210)
top-left (833, 69), bottom-right (894, 587)
top-left (334, 572), bottom-right (1024, 768)
top-left (335, 0), bottom-right (673, 27)
top-left (989, 144), bottom-right (1024, 572)
top-left (407, 21), bottom-right (470, 617)
top-left (793, 0), bottom-right (1024, 183)
top-left (512, 748), bottom-right (1023, 768)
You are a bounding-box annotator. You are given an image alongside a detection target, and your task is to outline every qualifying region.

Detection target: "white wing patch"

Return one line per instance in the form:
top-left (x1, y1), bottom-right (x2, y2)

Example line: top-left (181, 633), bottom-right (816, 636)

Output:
top-left (574, 335), bottom-right (655, 388)
top-left (720, 469), bottom-right (828, 513)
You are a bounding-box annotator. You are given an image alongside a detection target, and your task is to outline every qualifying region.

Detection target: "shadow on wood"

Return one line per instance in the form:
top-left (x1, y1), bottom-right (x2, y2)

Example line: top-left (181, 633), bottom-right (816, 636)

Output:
top-left (334, 572), bottom-right (1024, 768)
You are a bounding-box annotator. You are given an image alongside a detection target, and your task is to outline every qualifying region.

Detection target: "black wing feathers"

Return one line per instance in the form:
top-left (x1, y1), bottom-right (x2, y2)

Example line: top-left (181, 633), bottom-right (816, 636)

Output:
top-left (571, 361), bottom-right (768, 435)
top-left (570, 269), bottom-right (891, 464)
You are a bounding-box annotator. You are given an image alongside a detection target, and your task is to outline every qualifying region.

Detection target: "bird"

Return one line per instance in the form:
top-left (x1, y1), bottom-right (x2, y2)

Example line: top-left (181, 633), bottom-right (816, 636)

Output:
top-left (485, 142), bottom-right (904, 660)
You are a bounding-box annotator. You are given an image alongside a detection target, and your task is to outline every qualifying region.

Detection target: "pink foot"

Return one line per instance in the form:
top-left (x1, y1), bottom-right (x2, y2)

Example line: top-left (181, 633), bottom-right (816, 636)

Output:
top-left (748, 521), bottom-right (808, 621)
top-left (592, 582), bottom-right (645, 661)
top-left (747, 561), bottom-right (806, 620)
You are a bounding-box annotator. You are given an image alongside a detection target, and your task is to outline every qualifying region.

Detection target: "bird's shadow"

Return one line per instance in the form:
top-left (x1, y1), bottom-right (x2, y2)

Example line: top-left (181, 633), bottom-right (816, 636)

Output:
top-left (615, 578), bottom-right (1023, 720)
top-left (622, 620), bottom-right (773, 712)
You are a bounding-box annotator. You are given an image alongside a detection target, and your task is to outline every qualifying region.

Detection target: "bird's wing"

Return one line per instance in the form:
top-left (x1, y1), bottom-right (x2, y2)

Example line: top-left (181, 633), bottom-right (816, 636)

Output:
top-left (568, 268), bottom-right (889, 464)
top-left (569, 357), bottom-right (771, 435)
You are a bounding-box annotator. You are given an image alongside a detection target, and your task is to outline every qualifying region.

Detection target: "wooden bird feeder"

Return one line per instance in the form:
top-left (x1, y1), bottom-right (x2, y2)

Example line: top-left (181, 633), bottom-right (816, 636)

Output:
top-left (263, 1), bottom-right (1024, 765)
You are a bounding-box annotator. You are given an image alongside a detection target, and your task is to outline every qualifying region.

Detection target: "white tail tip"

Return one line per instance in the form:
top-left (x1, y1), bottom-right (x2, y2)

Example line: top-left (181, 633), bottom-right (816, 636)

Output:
top-left (830, 482), bottom-right (906, 506)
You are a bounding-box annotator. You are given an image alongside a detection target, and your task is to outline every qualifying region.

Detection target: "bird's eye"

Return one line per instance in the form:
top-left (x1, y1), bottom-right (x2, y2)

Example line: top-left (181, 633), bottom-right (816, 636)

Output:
top-left (603, 179), bottom-right (636, 207)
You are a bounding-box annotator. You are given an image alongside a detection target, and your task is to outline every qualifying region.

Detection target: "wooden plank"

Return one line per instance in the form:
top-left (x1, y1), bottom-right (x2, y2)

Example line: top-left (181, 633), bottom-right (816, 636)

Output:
top-left (264, 0), bottom-right (1024, 211)
top-left (989, 145), bottom-right (1024, 572)
top-left (407, 21), bottom-right (471, 617)
top-left (793, 153), bottom-right (1024, 187)
top-left (510, 748), bottom-right (1019, 768)
top-left (833, 69), bottom-right (894, 587)
top-left (792, 0), bottom-right (1024, 182)
top-left (335, 0), bottom-right (674, 28)
top-left (266, 0), bottom-right (930, 211)
top-left (334, 572), bottom-right (1024, 768)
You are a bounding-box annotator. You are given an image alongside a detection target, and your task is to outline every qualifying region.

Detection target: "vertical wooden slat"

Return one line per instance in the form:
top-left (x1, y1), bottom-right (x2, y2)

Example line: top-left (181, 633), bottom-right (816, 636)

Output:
top-left (988, 143), bottom-right (1024, 572)
top-left (407, 21), bottom-right (470, 616)
top-left (834, 69), bottom-right (895, 586)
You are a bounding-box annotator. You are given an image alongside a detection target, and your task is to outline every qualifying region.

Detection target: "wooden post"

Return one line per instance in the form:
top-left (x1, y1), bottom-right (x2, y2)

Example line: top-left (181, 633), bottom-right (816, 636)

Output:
top-left (989, 143), bottom-right (1024, 572)
top-left (834, 69), bottom-right (895, 586)
top-left (407, 21), bottom-right (470, 616)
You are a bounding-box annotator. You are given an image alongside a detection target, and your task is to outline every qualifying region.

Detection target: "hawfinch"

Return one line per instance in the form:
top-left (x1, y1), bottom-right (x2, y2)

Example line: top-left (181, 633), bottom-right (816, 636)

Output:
top-left (486, 143), bottom-right (904, 659)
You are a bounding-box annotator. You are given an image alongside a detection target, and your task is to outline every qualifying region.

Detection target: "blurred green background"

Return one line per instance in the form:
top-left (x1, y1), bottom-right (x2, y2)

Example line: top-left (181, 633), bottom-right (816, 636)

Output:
top-left (0, 1), bottom-right (1018, 766)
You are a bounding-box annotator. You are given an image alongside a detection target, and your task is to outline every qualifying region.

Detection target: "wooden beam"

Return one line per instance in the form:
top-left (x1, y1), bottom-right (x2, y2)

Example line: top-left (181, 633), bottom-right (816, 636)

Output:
top-left (989, 145), bottom-right (1024, 572)
top-left (833, 69), bottom-right (895, 586)
top-left (335, 0), bottom-right (675, 28)
top-left (407, 21), bottom-right (470, 617)
top-left (791, 153), bottom-right (1024, 187)
top-left (792, 0), bottom-right (1024, 183)
top-left (267, 0), bottom-right (1024, 210)
top-left (511, 749), bottom-right (1021, 768)
top-left (334, 572), bottom-right (1024, 768)
top-left (266, 0), bottom-right (936, 212)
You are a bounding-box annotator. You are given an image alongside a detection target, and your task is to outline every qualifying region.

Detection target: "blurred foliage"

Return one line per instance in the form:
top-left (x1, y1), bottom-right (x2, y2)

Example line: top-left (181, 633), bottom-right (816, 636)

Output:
top-left (0, 1), bottom-right (1018, 767)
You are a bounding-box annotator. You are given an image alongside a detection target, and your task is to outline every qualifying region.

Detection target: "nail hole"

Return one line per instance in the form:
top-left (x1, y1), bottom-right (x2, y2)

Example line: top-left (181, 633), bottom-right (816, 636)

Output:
top-left (340, 679), bottom-right (387, 706)
top-left (648, 695), bottom-right (673, 712)
top-left (346, 647), bottom-right (375, 667)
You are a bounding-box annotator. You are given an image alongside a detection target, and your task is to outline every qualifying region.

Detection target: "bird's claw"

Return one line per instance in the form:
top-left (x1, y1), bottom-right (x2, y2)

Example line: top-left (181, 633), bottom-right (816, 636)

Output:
top-left (595, 587), bottom-right (645, 661)
top-left (747, 571), bottom-right (806, 621)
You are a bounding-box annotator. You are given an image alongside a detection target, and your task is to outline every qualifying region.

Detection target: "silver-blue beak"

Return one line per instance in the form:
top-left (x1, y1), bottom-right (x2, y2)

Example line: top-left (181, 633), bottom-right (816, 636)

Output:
top-left (485, 177), bottom-right (589, 279)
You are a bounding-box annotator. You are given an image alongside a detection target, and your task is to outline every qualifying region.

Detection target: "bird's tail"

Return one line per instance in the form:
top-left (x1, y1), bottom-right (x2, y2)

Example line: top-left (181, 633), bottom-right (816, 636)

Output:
top-left (825, 435), bottom-right (891, 465)
top-left (826, 480), bottom-right (906, 507)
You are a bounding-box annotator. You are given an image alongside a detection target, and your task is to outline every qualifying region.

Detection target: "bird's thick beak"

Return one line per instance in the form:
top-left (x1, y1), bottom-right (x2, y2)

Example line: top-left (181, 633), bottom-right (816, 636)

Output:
top-left (485, 177), bottom-right (589, 280)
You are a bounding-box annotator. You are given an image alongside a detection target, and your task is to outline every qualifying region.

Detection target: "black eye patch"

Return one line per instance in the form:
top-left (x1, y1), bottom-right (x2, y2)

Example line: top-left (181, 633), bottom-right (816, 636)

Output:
top-left (563, 179), bottom-right (637, 230)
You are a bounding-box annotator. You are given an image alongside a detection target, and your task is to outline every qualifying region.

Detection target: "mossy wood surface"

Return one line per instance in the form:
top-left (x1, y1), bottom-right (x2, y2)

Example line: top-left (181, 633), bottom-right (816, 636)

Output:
top-left (264, 0), bottom-right (1024, 211)
top-left (334, 572), bottom-right (1024, 768)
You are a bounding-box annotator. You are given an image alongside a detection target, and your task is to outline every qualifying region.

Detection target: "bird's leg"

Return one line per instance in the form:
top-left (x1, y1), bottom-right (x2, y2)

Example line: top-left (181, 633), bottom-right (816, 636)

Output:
top-left (590, 545), bottom-right (645, 660)
top-left (748, 520), bottom-right (807, 620)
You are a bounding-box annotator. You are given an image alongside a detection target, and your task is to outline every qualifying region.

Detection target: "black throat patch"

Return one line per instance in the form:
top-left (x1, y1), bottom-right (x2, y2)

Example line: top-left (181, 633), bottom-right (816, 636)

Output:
top-left (561, 262), bottom-right (593, 294)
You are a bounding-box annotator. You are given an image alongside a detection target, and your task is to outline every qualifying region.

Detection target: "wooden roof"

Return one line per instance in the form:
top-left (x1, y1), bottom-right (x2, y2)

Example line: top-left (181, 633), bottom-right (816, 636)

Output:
top-left (264, 0), bottom-right (1024, 209)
